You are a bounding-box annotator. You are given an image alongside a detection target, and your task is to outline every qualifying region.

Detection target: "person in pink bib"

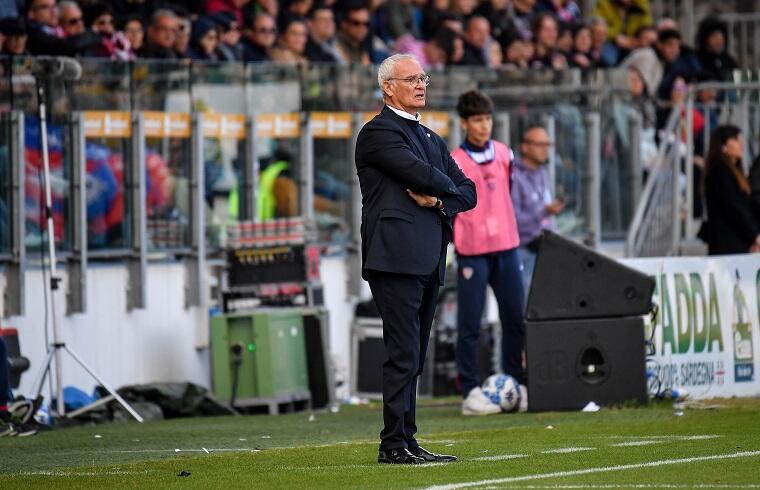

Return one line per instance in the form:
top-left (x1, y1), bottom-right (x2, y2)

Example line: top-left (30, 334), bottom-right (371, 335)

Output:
top-left (451, 90), bottom-right (527, 415)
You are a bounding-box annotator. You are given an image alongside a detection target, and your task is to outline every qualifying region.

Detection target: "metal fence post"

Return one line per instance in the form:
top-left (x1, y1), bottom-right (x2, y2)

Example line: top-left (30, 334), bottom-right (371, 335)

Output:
top-left (448, 111), bottom-right (462, 150)
top-left (628, 109), bottom-right (642, 218)
top-left (346, 113), bottom-right (363, 299)
top-left (185, 113), bottom-right (205, 309)
top-left (300, 112), bottom-right (315, 226)
top-left (584, 112), bottom-right (601, 248)
top-left (494, 112), bottom-right (510, 148)
top-left (684, 92), bottom-right (695, 239)
top-left (243, 114), bottom-right (258, 221)
top-left (4, 111), bottom-right (25, 318)
top-left (127, 112), bottom-right (147, 311)
top-left (545, 115), bottom-right (557, 197)
top-left (66, 112), bottom-right (87, 315)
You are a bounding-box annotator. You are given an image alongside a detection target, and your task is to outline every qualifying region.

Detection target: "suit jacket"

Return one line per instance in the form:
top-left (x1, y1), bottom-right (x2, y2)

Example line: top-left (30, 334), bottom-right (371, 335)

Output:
top-left (355, 106), bottom-right (476, 282)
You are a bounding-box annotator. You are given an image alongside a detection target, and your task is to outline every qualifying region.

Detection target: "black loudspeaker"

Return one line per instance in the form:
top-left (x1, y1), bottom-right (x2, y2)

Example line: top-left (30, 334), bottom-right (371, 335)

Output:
top-left (302, 309), bottom-right (335, 409)
top-left (526, 316), bottom-right (647, 411)
top-left (526, 231), bottom-right (655, 321)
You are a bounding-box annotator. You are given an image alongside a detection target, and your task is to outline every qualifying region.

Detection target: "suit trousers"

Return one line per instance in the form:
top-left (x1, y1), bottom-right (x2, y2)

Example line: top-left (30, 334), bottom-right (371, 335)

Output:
top-left (367, 268), bottom-right (439, 451)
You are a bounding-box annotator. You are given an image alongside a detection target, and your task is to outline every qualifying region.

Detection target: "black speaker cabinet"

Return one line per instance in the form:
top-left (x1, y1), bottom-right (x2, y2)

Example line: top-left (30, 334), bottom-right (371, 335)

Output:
top-left (302, 308), bottom-right (335, 410)
top-left (526, 231), bottom-right (655, 321)
top-left (526, 316), bottom-right (647, 411)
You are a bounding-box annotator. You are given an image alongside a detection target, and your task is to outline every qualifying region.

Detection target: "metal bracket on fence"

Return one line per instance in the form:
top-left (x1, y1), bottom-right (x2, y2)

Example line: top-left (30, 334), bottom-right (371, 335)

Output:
top-left (3, 111), bottom-right (25, 318)
top-left (300, 112), bottom-right (315, 228)
top-left (127, 113), bottom-right (147, 311)
top-left (584, 112), bottom-right (601, 248)
top-left (244, 114), bottom-right (258, 221)
top-left (66, 112), bottom-right (87, 315)
top-left (185, 113), bottom-right (205, 309)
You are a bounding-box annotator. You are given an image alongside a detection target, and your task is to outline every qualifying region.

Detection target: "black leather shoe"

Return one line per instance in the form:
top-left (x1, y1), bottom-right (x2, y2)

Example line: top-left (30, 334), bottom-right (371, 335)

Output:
top-left (409, 446), bottom-right (457, 463)
top-left (378, 448), bottom-right (426, 464)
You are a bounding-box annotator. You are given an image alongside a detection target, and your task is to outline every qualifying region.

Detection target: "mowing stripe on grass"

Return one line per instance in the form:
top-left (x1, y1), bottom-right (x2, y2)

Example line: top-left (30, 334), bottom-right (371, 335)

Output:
top-left (473, 454), bottom-right (528, 462)
top-left (422, 450), bottom-right (760, 490)
top-left (541, 447), bottom-right (595, 454)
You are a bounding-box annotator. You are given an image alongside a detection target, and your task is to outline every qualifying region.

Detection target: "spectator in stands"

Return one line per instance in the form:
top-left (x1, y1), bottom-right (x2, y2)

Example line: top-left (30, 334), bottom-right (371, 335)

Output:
top-left (421, 0), bottom-right (451, 40)
top-left (241, 12), bottom-right (276, 62)
top-left (205, 0), bottom-right (250, 25)
top-left (26, 0), bottom-right (101, 55)
top-left (383, 0), bottom-right (420, 42)
top-left (249, 0), bottom-right (279, 21)
top-left (633, 24), bottom-right (657, 49)
top-left (282, 0), bottom-right (313, 25)
top-left (474, 0), bottom-right (517, 49)
top-left (173, 7), bottom-right (192, 58)
top-left (696, 17), bottom-right (738, 83)
top-left (655, 28), bottom-right (701, 101)
top-left (703, 125), bottom-right (760, 255)
top-left (504, 36), bottom-right (533, 69)
top-left (531, 13), bottom-right (566, 69)
top-left (460, 15), bottom-right (490, 66)
top-left (450, 0), bottom-right (477, 18)
top-left (569, 23), bottom-right (593, 68)
top-left (334, 5), bottom-right (371, 65)
top-left (271, 16), bottom-right (308, 64)
top-left (122, 15), bottom-right (145, 54)
top-left (750, 148), bottom-right (760, 219)
top-left (556, 23), bottom-right (573, 58)
top-left (512, 125), bottom-right (564, 297)
top-left (59, 1), bottom-right (85, 37)
top-left (395, 27), bottom-right (456, 69)
top-left (592, 0), bottom-right (652, 57)
top-left (509, 0), bottom-right (536, 41)
top-left (141, 8), bottom-right (180, 58)
top-left (187, 16), bottom-right (220, 61)
top-left (589, 16), bottom-right (619, 66)
top-left (84, 3), bottom-right (134, 60)
top-left (304, 4), bottom-right (339, 63)
top-left (0, 18), bottom-right (29, 55)
top-left (211, 11), bottom-right (243, 61)
top-left (535, 0), bottom-right (581, 27)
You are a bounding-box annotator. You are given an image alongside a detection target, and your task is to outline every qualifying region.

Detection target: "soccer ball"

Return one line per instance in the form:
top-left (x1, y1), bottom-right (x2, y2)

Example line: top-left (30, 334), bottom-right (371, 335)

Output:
top-left (482, 374), bottom-right (521, 412)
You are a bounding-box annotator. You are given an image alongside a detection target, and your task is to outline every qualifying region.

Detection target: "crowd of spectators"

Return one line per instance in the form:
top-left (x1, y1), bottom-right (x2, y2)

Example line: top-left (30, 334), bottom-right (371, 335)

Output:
top-left (0, 1), bottom-right (742, 93)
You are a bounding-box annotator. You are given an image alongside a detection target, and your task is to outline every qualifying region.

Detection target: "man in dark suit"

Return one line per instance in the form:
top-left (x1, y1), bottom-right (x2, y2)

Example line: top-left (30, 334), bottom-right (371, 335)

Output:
top-left (355, 54), bottom-right (477, 464)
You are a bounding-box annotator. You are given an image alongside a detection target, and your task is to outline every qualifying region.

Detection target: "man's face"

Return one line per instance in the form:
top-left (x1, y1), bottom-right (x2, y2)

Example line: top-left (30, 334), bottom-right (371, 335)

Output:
top-left (149, 14), bottom-right (178, 49)
top-left (636, 27), bottom-right (657, 48)
top-left (707, 31), bottom-right (725, 54)
top-left (28, 0), bottom-right (58, 27)
top-left (59, 5), bottom-right (84, 36)
top-left (537, 16), bottom-right (558, 48)
top-left (342, 9), bottom-right (370, 43)
top-left (461, 113), bottom-right (493, 147)
top-left (309, 9), bottom-right (335, 41)
top-left (658, 37), bottom-right (680, 63)
top-left (252, 15), bottom-right (277, 48)
top-left (465, 18), bottom-right (490, 49)
top-left (384, 58), bottom-right (427, 114)
top-left (521, 128), bottom-right (551, 165)
top-left (282, 21), bottom-right (308, 54)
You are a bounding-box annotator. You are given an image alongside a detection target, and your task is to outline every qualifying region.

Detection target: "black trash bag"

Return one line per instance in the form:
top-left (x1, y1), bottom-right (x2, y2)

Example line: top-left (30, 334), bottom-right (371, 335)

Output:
top-left (112, 382), bottom-right (236, 418)
top-left (111, 401), bottom-right (165, 423)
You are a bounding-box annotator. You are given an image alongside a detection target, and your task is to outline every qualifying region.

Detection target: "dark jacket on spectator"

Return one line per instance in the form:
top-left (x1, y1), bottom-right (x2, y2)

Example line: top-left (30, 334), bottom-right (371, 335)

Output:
top-left (657, 45), bottom-right (702, 99)
top-left (459, 41), bottom-right (487, 66)
top-left (240, 37), bottom-right (271, 62)
top-left (749, 156), bottom-right (760, 221)
top-left (704, 160), bottom-right (760, 255)
top-left (696, 18), bottom-right (738, 82)
top-left (305, 36), bottom-right (339, 63)
top-left (139, 42), bottom-right (179, 59)
top-left (26, 20), bottom-right (99, 56)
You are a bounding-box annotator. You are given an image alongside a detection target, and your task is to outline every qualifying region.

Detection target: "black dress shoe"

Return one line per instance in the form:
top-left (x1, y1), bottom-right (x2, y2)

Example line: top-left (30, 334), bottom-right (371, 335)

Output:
top-left (378, 447), bottom-right (426, 464)
top-left (409, 446), bottom-right (457, 463)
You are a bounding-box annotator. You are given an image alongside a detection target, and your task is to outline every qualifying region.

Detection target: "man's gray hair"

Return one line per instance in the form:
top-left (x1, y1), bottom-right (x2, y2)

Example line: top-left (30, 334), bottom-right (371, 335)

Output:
top-left (151, 8), bottom-right (178, 25)
top-left (377, 54), bottom-right (418, 89)
top-left (58, 1), bottom-right (81, 14)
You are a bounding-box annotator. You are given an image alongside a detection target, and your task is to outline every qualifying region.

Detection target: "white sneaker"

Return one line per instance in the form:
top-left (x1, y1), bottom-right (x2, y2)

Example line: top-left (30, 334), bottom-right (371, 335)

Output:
top-left (462, 387), bottom-right (501, 416)
top-left (518, 384), bottom-right (528, 413)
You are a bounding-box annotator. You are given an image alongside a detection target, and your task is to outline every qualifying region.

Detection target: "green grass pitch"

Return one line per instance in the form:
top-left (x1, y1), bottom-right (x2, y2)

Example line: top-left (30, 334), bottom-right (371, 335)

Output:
top-left (1, 398), bottom-right (759, 489)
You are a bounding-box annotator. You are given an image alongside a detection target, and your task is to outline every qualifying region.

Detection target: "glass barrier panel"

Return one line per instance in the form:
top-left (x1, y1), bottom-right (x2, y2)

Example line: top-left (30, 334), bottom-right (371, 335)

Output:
top-left (255, 113), bottom-right (302, 220)
top-left (143, 112), bottom-right (192, 251)
top-left (191, 61), bottom-right (247, 113)
top-left (132, 60), bottom-right (191, 112)
top-left (24, 113), bottom-right (71, 252)
top-left (71, 59), bottom-right (131, 111)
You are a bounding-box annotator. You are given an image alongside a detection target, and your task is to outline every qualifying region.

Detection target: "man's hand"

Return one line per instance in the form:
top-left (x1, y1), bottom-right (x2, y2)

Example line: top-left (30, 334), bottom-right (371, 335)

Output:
top-left (406, 189), bottom-right (437, 207)
top-left (545, 198), bottom-right (565, 215)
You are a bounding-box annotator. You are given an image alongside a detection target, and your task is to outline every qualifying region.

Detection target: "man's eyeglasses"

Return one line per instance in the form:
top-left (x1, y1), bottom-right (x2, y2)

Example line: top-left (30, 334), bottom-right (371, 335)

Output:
top-left (386, 74), bottom-right (431, 87)
top-left (347, 19), bottom-right (370, 27)
top-left (65, 17), bottom-right (84, 26)
top-left (256, 27), bottom-right (277, 34)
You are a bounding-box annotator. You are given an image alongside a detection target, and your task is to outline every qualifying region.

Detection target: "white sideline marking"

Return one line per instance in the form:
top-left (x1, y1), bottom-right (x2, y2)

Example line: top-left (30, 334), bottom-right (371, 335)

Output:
top-left (473, 454), bottom-right (528, 462)
top-left (422, 450), bottom-right (760, 490)
top-left (610, 440), bottom-right (661, 447)
top-left (14, 470), bottom-right (152, 477)
top-left (113, 448), bottom-right (258, 453)
top-left (495, 485), bottom-right (760, 489)
top-left (607, 435), bottom-right (720, 440)
top-left (541, 447), bottom-right (596, 454)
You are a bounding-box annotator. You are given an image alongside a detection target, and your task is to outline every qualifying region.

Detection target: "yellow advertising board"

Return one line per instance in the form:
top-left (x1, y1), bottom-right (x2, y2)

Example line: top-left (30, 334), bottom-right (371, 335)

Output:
top-left (202, 113), bottom-right (246, 139)
top-left (83, 111), bottom-right (131, 138)
top-left (420, 112), bottom-right (449, 137)
top-left (310, 112), bottom-right (352, 138)
top-left (143, 111), bottom-right (191, 138)
top-left (256, 113), bottom-right (300, 138)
